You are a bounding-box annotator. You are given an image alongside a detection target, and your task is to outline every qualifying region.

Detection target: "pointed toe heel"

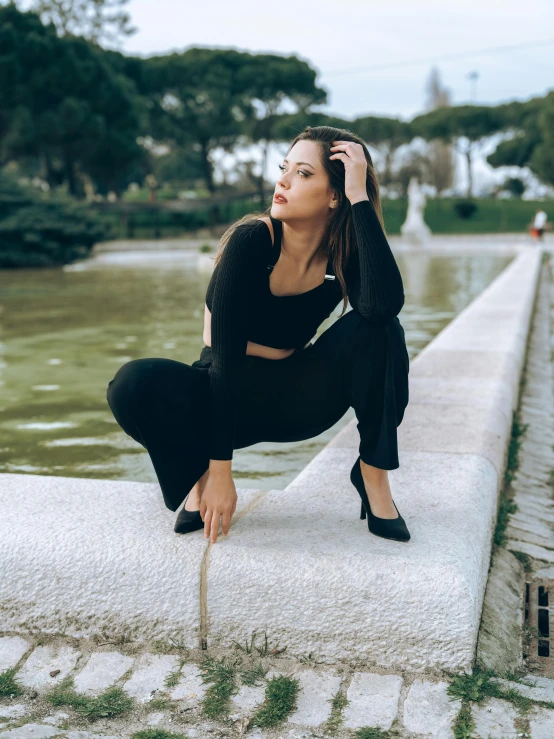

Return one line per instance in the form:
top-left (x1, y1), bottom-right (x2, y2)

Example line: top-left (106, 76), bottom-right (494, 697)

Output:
top-left (350, 456), bottom-right (411, 542)
top-left (174, 493), bottom-right (204, 534)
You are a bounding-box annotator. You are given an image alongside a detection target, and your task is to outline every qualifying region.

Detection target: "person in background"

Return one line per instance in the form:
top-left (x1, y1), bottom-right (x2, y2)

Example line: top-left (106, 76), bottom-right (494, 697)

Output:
top-left (531, 208), bottom-right (548, 242)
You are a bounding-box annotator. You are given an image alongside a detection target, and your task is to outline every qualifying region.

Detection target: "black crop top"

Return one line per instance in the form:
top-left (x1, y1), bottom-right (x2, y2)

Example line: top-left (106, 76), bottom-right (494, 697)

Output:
top-left (203, 198), bottom-right (405, 461)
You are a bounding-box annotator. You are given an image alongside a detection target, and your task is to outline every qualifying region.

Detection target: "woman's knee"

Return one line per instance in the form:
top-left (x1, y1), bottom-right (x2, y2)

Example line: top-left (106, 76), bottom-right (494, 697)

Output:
top-left (106, 358), bottom-right (156, 410)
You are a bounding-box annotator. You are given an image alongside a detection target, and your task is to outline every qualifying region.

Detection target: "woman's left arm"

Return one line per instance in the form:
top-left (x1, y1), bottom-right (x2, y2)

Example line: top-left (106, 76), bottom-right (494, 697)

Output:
top-left (348, 198), bottom-right (405, 321)
top-left (330, 140), bottom-right (405, 322)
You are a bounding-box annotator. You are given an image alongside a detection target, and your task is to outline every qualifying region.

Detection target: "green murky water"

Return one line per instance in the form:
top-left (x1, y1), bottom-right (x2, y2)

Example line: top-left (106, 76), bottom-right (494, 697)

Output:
top-left (0, 249), bottom-right (512, 491)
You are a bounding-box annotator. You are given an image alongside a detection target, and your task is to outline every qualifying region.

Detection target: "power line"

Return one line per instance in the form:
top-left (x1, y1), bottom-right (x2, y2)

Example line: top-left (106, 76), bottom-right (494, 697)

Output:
top-left (325, 38), bottom-right (554, 78)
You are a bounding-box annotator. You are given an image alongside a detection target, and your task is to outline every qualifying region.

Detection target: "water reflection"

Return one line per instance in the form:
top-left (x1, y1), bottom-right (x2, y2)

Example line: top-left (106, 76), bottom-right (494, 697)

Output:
top-left (0, 250), bottom-right (513, 490)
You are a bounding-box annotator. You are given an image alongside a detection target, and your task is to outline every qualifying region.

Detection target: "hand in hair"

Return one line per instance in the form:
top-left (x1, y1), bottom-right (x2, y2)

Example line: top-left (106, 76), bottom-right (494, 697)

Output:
top-left (329, 140), bottom-right (369, 205)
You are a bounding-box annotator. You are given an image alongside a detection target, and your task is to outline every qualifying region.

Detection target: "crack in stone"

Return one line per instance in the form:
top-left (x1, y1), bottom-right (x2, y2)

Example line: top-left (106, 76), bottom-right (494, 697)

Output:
top-left (198, 490), bottom-right (271, 650)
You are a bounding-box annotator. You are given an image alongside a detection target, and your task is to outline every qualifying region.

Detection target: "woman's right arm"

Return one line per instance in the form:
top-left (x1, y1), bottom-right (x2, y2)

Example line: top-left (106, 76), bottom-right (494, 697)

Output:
top-left (201, 224), bottom-right (263, 542)
top-left (205, 223), bottom-right (261, 464)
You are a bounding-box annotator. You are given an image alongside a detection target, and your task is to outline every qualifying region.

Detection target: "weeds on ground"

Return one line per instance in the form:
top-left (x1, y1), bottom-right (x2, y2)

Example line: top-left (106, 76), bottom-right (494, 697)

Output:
top-left (448, 665), bottom-right (554, 736)
top-left (296, 651), bottom-right (327, 665)
top-left (451, 702), bottom-right (476, 739)
top-left (249, 674), bottom-right (299, 728)
top-left (45, 675), bottom-right (135, 720)
top-left (0, 667), bottom-right (24, 698)
top-left (353, 729), bottom-right (401, 738)
top-left (163, 659), bottom-right (185, 689)
top-left (510, 550), bottom-right (534, 573)
top-left (130, 731), bottom-right (188, 739)
top-left (199, 654), bottom-right (240, 719)
top-left (448, 667), bottom-right (504, 704)
top-left (148, 695), bottom-right (173, 711)
top-left (493, 408), bottom-right (528, 549)
top-left (503, 410), bottom-right (529, 487)
top-left (323, 688), bottom-right (349, 735)
top-left (237, 662), bottom-right (267, 687)
top-left (231, 630), bottom-right (286, 657)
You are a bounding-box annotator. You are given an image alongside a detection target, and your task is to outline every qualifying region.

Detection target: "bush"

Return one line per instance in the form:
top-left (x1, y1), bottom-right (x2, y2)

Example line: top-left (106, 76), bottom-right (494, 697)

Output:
top-left (453, 199), bottom-right (478, 219)
top-left (0, 175), bottom-right (112, 268)
top-left (504, 177), bottom-right (526, 198)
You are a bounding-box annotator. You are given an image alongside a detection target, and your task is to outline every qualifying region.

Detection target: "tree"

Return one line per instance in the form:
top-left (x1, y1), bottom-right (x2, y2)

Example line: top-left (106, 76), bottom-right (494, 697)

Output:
top-left (412, 105), bottom-right (503, 197)
top-left (487, 93), bottom-right (554, 189)
top-left (528, 94), bottom-right (554, 188)
top-left (118, 49), bottom-right (328, 198)
top-left (424, 66), bottom-right (452, 111)
top-left (502, 177), bottom-right (526, 197)
top-left (242, 55), bottom-right (327, 204)
top-left (396, 152), bottom-right (431, 197)
top-left (0, 4), bottom-right (145, 196)
top-left (423, 67), bottom-right (455, 196)
top-left (352, 116), bottom-right (413, 187)
top-left (28, 0), bottom-right (135, 45)
top-left (132, 49), bottom-right (262, 196)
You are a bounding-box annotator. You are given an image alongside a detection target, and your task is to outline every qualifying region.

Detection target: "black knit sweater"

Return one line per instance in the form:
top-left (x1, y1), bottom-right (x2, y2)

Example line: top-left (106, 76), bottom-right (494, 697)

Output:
top-left (203, 199), bottom-right (405, 461)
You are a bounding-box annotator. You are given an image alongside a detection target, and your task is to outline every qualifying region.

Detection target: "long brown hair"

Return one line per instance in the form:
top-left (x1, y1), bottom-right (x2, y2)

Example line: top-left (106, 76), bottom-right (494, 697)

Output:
top-left (212, 125), bottom-right (386, 317)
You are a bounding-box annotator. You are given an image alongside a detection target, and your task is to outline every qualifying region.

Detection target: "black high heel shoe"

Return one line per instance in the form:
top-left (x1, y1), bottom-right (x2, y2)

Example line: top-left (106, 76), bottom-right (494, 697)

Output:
top-left (350, 456), bottom-right (411, 542)
top-left (174, 493), bottom-right (204, 534)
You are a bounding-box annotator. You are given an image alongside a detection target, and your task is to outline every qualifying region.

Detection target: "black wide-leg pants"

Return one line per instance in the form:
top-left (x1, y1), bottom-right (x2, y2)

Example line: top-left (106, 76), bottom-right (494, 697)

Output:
top-left (106, 309), bottom-right (410, 512)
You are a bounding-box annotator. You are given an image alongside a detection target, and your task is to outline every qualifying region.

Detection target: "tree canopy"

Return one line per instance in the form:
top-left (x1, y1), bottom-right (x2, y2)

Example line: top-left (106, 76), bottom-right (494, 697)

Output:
top-left (1, 3), bottom-right (553, 199)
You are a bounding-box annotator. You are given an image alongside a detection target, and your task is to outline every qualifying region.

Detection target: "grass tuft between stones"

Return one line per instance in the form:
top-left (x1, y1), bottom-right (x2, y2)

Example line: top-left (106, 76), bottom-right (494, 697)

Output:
top-left (323, 687), bottom-right (348, 735)
top-left (0, 667), bottom-right (25, 698)
top-left (353, 728), bottom-right (402, 738)
top-left (199, 654), bottom-right (240, 719)
top-left (249, 674), bottom-right (299, 728)
top-left (451, 702), bottom-right (476, 739)
top-left (130, 731), bottom-right (188, 739)
top-left (237, 662), bottom-right (267, 687)
top-left (447, 665), bottom-right (554, 736)
top-left (447, 667), bottom-right (504, 704)
top-left (45, 675), bottom-right (135, 720)
top-left (163, 659), bottom-right (185, 689)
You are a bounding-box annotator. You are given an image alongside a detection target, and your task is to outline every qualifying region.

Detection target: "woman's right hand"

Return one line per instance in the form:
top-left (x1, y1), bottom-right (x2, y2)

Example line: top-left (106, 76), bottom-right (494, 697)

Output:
top-left (199, 467), bottom-right (238, 543)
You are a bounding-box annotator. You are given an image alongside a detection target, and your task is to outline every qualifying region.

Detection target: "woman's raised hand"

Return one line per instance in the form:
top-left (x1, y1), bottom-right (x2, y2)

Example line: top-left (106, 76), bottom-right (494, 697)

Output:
top-left (199, 468), bottom-right (238, 543)
top-left (329, 140), bottom-right (369, 205)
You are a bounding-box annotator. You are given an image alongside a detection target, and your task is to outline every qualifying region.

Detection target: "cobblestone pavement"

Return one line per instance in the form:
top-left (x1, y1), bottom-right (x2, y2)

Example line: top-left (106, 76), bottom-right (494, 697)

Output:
top-left (2, 633), bottom-right (554, 738)
top-left (3, 252), bottom-right (554, 739)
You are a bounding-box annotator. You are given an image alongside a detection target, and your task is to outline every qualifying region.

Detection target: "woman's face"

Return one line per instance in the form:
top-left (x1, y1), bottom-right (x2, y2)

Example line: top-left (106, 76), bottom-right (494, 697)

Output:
top-left (271, 140), bottom-right (336, 223)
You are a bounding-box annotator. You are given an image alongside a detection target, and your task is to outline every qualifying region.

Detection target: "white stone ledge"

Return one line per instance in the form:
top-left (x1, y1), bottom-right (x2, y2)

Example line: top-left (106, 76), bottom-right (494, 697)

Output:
top-left (0, 476), bottom-right (262, 646)
top-left (206, 247), bottom-right (543, 671)
top-left (0, 475), bottom-right (204, 645)
top-left (0, 247), bottom-right (542, 673)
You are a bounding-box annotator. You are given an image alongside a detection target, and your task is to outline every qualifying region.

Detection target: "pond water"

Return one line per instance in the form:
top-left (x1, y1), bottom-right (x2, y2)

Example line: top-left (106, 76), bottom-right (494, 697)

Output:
top-left (0, 249), bottom-right (513, 492)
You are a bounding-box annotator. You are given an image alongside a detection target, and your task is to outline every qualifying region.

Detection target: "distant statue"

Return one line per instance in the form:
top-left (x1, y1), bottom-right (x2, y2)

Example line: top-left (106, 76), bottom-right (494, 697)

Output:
top-left (400, 177), bottom-right (432, 244)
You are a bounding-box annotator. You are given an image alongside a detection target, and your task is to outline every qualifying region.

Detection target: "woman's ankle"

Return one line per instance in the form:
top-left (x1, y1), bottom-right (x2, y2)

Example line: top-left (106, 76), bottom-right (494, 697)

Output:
top-left (360, 459), bottom-right (388, 484)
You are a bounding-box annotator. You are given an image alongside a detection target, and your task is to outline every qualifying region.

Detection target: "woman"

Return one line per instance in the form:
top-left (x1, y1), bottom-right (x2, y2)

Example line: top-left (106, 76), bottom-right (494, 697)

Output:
top-left (106, 126), bottom-right (411, 545)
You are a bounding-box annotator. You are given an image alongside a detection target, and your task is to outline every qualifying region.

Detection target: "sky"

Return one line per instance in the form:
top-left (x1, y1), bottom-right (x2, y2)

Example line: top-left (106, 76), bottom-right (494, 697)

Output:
top-left (119, 0), bottom-right (554, 121)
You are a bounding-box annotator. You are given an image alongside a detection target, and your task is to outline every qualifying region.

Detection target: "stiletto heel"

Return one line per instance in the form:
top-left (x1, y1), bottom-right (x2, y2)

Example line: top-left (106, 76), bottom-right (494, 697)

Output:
top-left (350, 456), bottom-right (411, 542)
top-left (174, 493), bottom-right (204, 534)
